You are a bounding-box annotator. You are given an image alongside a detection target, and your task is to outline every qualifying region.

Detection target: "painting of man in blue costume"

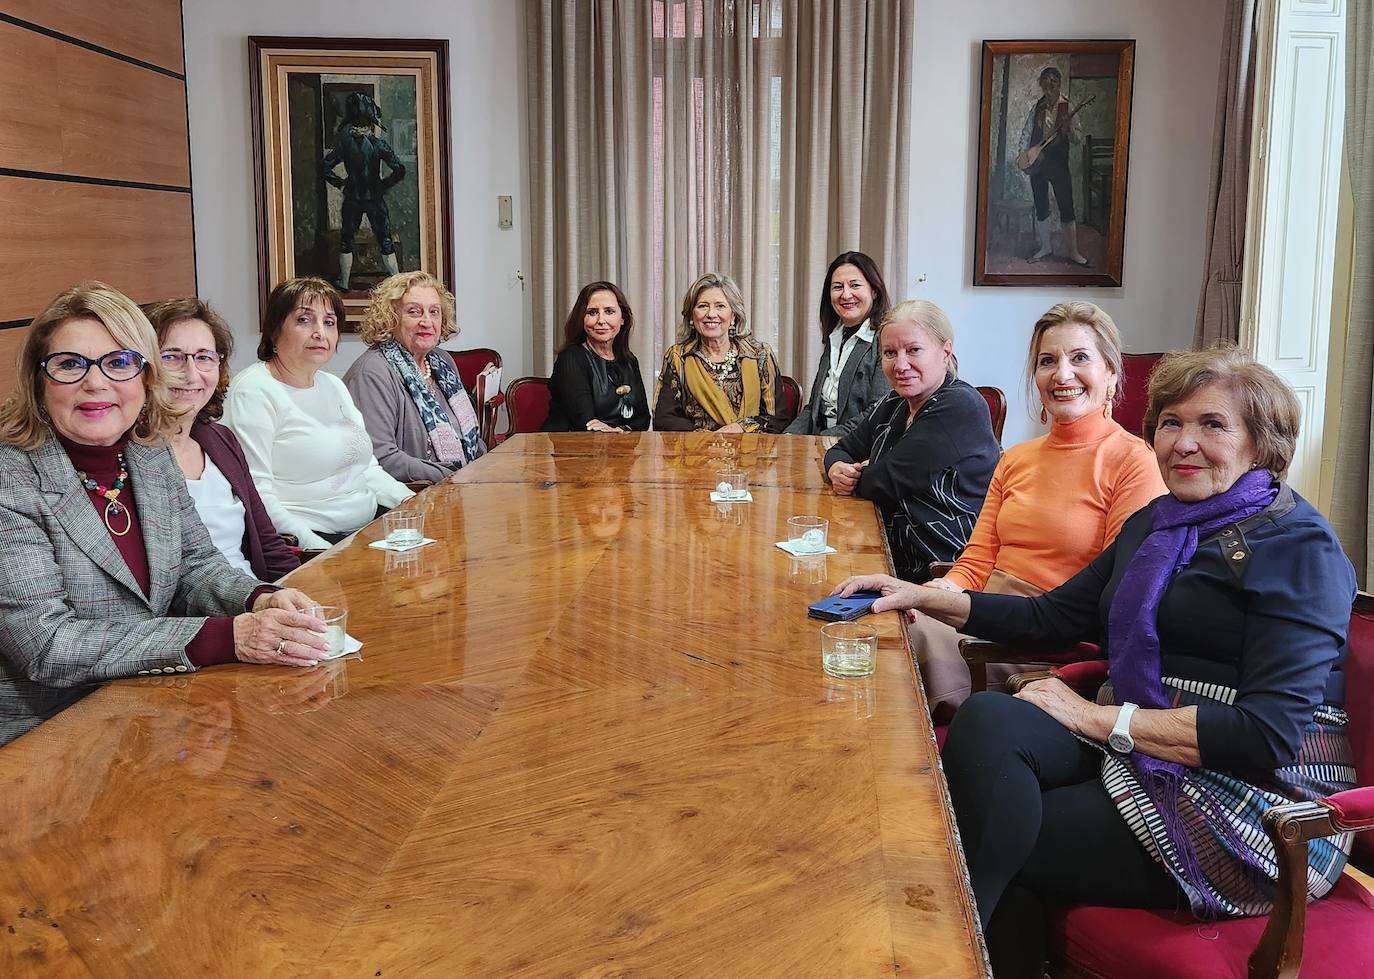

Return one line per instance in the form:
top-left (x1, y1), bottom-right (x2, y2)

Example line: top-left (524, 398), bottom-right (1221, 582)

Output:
top-left (284, 73), bottom-right (422, 296)
top-left (322, 91), bottom-right (406, 290)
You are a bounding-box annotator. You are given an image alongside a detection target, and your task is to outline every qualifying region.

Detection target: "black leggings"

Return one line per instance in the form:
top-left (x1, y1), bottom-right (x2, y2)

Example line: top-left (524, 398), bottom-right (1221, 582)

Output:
top-left (942, 692), bottom-right (1183, 978)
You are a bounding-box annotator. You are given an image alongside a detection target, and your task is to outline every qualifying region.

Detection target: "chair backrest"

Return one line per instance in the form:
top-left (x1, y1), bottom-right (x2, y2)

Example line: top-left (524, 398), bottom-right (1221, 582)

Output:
top-left (779, 375), bottom-right (802, 426)
top-left (975, 385), bottom-right (1007, 443)
top-left (1349, 593), bottom-right (1374, 864)
top-left (450, 347), bottom-right (503, 395)
top-left (1117, 352), bottom-right (1163, 438)
top-left (504, 376), bottom-right (551, 436)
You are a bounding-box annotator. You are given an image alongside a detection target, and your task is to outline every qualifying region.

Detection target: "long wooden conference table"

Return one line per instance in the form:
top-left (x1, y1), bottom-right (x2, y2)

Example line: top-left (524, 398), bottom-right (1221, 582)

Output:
top-left (0, 432), bottom-right (988, 977)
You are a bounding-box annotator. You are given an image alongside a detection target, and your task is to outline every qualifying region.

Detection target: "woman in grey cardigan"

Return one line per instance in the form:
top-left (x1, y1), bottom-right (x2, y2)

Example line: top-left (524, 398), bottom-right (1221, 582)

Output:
top-left (345, 272), bottom-right (486, 484)
top-left (785, 251), bottom-right (892, 437)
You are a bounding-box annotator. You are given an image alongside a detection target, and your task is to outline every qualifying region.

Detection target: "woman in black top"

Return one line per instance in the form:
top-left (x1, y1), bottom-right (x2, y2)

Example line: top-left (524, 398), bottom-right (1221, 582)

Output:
top-left (543, 281), bottom-right (650, 432)
top-left (823, 299), bottom-right (999, 581)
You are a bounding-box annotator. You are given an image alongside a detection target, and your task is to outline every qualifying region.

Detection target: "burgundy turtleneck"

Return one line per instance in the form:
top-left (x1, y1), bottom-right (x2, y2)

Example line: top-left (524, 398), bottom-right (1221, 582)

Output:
top-left (56, 434), bottom-right (239, 667)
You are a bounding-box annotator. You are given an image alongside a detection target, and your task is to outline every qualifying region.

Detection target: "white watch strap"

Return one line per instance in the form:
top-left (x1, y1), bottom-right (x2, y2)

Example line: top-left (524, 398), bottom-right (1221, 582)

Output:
top-left (1112, 702), bottom-right (1138, 745)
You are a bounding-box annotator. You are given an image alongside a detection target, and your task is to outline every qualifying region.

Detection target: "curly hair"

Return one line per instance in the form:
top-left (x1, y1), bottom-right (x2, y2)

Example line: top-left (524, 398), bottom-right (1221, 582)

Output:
top-left (146, 297), bottom-right (235, 423)
top-left (0, 282), bottom-right (185, 450)
top-left (359, 271), bottom-right (457, 347)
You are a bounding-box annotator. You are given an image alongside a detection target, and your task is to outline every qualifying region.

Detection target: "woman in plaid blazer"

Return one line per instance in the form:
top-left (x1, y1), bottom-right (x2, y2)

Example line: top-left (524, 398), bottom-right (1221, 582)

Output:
top-left (0, 282), bottom-right (332, 747)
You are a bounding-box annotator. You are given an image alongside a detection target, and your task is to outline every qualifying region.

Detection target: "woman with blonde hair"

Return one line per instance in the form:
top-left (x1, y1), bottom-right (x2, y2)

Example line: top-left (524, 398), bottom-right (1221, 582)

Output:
top-left (652, 272), bottom-right (785, 433)
top-left (0, 282), bottom-right (330, 746)
top-left (915, 301), bottom-right (1166, 720)
top-left (344, 270), bottom-right (485, 482)
top-left (823, 299), bottom-right (999, 581)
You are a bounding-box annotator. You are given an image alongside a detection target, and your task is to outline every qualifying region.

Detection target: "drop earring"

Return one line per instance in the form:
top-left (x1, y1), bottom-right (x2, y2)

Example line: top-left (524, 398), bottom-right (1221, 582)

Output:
top-left (1103, 386), bottom-right (1115, 420)
top-left (1040, 405), bottom-right (1048, 425)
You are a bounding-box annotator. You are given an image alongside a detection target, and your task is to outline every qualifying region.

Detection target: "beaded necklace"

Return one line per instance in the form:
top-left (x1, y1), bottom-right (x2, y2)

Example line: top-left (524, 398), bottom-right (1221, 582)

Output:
top-left (77, 453), bottom-right (132, 537)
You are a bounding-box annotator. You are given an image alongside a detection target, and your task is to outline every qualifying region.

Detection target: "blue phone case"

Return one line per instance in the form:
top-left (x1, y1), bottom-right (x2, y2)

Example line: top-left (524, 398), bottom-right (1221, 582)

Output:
top-left (807, 590), bottom-right (882, 622)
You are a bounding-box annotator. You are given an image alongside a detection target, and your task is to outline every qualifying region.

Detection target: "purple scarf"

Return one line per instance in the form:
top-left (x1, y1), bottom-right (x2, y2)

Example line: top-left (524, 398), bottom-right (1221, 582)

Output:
top-left (1106, 468), bottom-right (1278, 916)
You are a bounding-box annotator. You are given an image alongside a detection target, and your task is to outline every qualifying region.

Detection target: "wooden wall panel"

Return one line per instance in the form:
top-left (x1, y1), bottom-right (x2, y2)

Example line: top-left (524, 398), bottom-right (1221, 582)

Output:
top-left (3, 0), bottom-right (186, 74)
top-left (0, 327), bottom-right (28, 397)
top-left (0, 21), bottom-right (190, 186)
top-left (0, 176), bottom-right (195, 321)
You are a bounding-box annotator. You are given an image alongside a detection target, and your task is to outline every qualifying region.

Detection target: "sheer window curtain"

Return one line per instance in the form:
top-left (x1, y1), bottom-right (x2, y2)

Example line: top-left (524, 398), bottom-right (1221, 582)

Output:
top-left (1331, 1), bottom-right (1373, 588)
top-left (525, 0), bottom-right (912, 388)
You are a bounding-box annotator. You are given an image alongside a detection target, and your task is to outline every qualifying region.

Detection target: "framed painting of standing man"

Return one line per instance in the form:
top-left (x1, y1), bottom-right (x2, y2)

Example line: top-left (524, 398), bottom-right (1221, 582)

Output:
top-left (973, 39), bottom-right (1135, 287)
top-left (249, 37), bottom-right (454, 329)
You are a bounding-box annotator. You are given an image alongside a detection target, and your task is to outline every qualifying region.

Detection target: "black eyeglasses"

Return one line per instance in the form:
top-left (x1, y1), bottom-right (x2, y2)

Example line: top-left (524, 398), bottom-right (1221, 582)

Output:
top-left (40, 350), bottom-right (148, 385)
top-left (160, 350), bottom-right (223, 369)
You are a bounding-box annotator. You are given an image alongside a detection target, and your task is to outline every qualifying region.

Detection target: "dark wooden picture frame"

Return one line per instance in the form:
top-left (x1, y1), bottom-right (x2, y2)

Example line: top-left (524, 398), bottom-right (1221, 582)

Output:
top-left (973, 39), bottom-right (1135, 287)
top-left (249, 37), bottom-right (454, 329)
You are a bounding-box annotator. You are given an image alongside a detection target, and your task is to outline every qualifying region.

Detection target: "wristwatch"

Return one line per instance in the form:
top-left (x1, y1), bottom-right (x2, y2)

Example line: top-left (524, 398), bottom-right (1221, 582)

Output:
top-left (1108, 702), bottom-right (1138, 754)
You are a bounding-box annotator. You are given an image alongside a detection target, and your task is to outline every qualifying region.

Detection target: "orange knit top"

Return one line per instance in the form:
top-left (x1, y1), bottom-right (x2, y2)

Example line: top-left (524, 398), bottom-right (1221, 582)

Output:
top-left (944, 410), bottom-right (1167, 592)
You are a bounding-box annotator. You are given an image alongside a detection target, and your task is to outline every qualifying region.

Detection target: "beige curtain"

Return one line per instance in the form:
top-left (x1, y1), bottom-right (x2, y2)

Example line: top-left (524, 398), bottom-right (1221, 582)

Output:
top-left (1194, 0), bottom-right (1259, 348)
top-left (525, 0), bottom-right (912, 387)
top-left (1331, 2), bottom-right (1374, 588)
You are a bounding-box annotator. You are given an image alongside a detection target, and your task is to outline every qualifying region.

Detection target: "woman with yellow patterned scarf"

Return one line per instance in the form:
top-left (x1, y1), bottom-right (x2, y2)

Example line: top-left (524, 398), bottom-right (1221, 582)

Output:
top-left (652, 273), bottom-right (785, 433)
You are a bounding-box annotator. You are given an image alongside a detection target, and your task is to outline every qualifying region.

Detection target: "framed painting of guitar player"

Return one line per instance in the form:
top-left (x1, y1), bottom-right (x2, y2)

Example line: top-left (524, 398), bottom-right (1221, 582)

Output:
top-left (974, 39), bottom-right (1135, 286)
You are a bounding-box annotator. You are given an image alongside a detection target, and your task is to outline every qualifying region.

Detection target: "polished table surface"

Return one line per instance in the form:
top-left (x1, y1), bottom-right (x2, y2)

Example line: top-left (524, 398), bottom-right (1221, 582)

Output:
top-left (0, 432), bottom-right (988, 977)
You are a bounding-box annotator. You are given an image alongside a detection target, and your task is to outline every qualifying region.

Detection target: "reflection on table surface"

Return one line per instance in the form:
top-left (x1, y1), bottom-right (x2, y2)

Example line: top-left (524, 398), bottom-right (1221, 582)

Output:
top-left (0, 433), bottom-right (986, 977)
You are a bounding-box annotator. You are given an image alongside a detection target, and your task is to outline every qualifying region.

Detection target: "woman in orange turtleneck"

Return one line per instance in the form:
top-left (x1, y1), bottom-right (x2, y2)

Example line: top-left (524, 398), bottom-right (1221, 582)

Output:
top-left (917, 302), bottom-right (1166, 722)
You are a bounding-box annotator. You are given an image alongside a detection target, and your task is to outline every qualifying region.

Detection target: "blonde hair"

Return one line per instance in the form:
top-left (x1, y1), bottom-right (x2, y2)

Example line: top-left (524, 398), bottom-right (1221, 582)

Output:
top-left (876, 299), bottom-right (959, 378)
top-left (1025, 301), bottom-right (1124, 411)
top-left (1143, 345), bottom-right (1301, 476)
top-left (0, 282), bottom-right (185, 450)
top-left (359, 271), bottom-right (458, 347)
top-left (678, 272), bottom-right (749, 344)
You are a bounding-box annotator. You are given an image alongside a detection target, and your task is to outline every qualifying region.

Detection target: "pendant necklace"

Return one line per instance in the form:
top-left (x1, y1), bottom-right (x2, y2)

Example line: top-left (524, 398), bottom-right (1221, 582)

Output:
top-left (77, 453), bottom-right (132, 537)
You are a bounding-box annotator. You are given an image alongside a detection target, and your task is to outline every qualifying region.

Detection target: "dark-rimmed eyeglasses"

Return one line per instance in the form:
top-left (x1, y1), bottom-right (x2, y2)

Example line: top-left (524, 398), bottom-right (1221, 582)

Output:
top-left (160, 350), bottom-right (223, 370)
top-left (39, 350), bottom-right (148, 385)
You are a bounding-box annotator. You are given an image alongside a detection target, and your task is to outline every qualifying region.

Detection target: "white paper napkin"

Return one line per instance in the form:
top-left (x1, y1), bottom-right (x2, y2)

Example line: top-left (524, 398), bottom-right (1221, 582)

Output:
top-left (367, 537), bottom-right (436, 552)
top-left (710, 490), bottom-right (753, 503)
top-left (774, 539), bottom-right (837, 557)
top-left (318, 634), bottom-right (363, 662)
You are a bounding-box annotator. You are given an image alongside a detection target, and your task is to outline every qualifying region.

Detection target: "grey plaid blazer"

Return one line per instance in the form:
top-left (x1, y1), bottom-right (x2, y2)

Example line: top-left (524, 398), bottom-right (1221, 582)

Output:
top-left (0, 435), bottom-right (263, 746)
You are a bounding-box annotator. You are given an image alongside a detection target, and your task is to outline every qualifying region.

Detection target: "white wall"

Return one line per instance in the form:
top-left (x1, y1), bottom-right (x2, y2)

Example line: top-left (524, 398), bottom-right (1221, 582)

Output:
top-left (182, 0), bottom-right (531, 380)
top-left (905, 0), bottom-right (1226, 445)
top-left (183, 0), bottom-right (1223, 447)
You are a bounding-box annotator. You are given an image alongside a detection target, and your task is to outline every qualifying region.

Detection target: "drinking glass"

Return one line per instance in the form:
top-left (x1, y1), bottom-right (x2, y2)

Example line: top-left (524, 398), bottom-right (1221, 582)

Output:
top-left (308, 605), bottom-right (348, 658)
top-left (383, 510), bottom-right (425, 547)
top-left (787, 515), bottom-right (829, 553)
top-left (714, 466), bottom-right (749, 501)
top-left (820, 621), bottom-right (877, 678)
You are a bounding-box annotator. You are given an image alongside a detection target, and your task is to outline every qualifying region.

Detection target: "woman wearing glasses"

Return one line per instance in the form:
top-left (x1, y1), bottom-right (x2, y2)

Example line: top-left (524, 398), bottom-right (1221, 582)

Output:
top-left (0, 282), bottom-right (332, 747)
top-left (543, 281), bottom-right (650, 432)
top-left (148, 299), bottom-right (298, 582)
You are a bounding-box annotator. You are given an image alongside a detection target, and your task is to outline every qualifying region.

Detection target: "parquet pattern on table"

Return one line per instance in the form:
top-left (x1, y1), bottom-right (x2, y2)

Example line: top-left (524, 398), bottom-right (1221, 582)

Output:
top-left (0, 433), bottom-right (987, 977)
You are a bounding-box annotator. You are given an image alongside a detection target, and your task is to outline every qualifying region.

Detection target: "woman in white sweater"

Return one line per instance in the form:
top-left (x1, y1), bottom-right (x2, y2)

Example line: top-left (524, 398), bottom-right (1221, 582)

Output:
top-left (223, 277), bottom-right (412, 551)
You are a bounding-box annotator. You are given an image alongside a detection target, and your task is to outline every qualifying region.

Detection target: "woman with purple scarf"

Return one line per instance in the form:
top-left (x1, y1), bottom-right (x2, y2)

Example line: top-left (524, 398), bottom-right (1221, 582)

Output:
top-left (836, 347), bottom-right (1357, 978)
top-left (345, 271), bottom-right (486, 484)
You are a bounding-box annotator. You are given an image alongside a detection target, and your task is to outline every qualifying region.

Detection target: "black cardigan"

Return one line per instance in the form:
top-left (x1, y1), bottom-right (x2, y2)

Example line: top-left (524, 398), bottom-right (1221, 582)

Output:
top-left (542, 345), bottom-right (650, 432)
top-left (964, 484), bottom-right (1356, 779)
top-left (824, 376), bottom-right (999, 580)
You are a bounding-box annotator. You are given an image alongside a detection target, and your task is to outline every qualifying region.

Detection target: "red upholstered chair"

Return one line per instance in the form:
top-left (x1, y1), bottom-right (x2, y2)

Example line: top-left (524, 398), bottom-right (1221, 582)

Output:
top-left (449, 347), bottom-right (504, 446)
top-left (1003, 593), bottom-right (1374, 979)
top-left (975, 385), bottom-right (1007, 444)
top-left (779, 374), bottom-right (802, 427)
top-left (1117, 352), bottom-right (1164, 438)
top-left (503, 376), bottom-right (551, 438)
